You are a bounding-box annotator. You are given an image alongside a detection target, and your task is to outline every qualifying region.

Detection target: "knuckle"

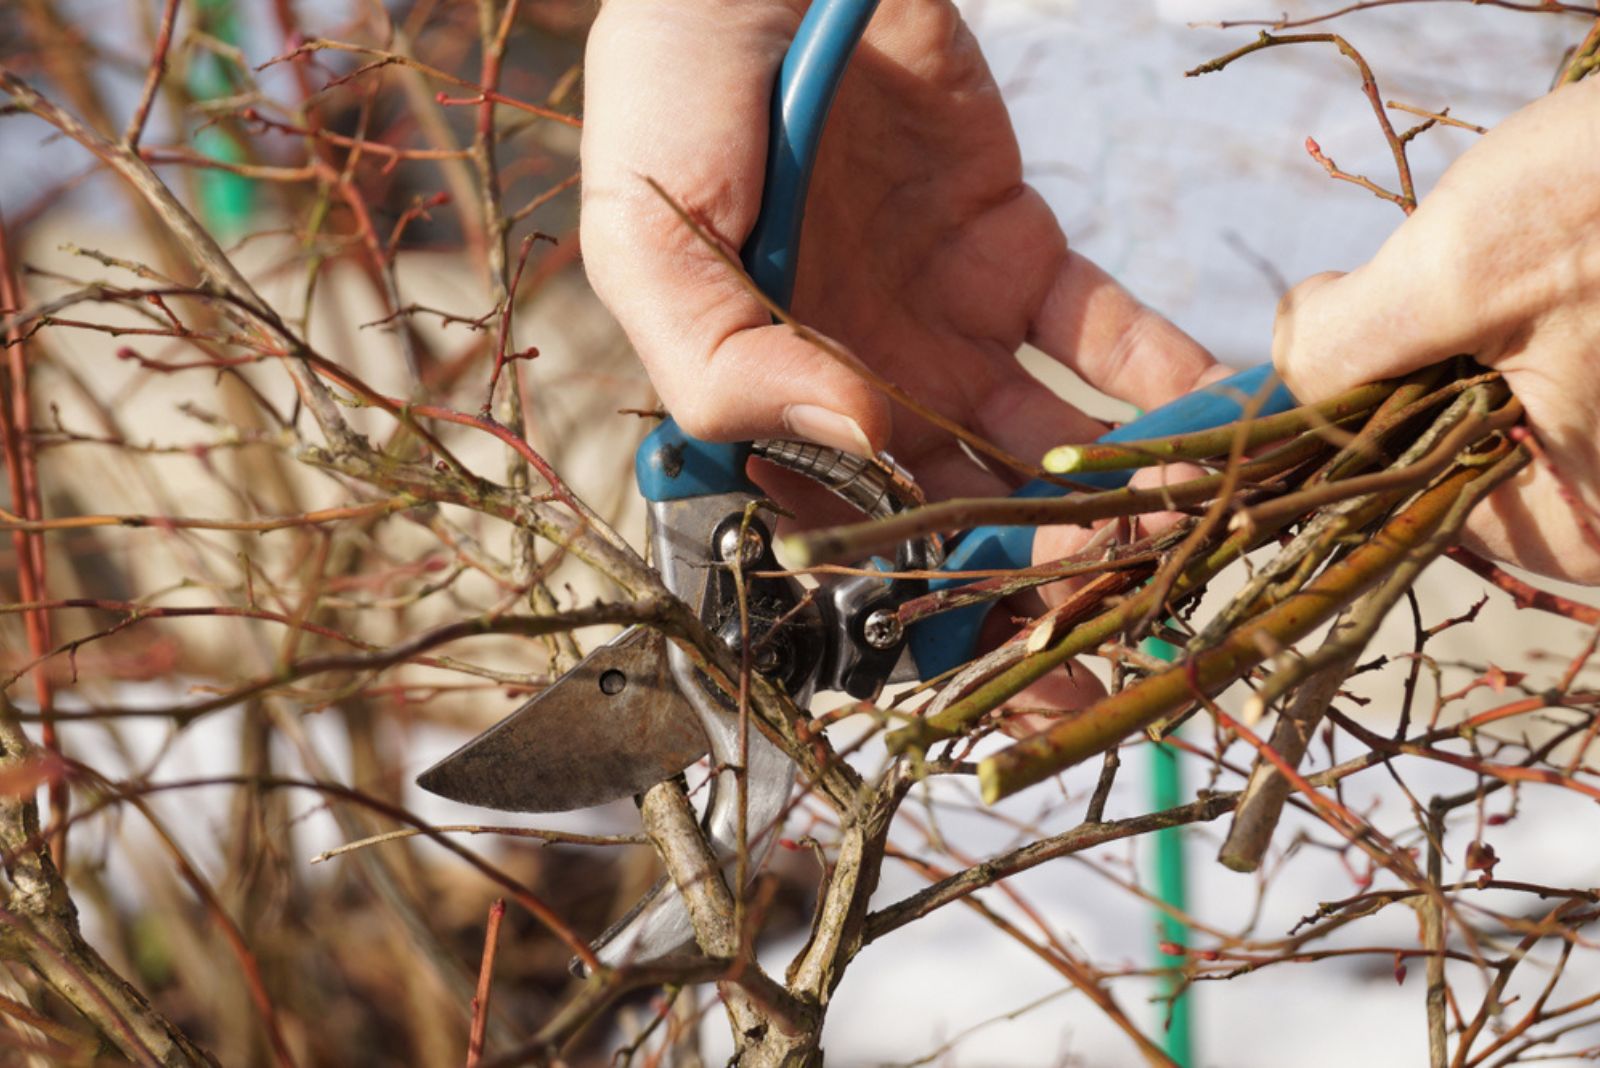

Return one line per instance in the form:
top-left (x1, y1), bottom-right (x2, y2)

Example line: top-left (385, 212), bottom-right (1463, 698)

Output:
top-left (1274, 271), bottom-right (1342, 330)
top-left (1099, 310), bottom-right (1158, 395)
top-left (1272, 271), bottom-right (1343, 380)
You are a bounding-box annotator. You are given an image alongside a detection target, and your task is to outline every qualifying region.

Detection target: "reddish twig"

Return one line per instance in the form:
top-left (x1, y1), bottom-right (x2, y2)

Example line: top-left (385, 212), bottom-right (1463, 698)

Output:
top-left (1210, 0), bottom-right (1597, 31)
top-left (1331, 709), bottom-right (1600, 803)
top-left (387, 191), bottom-right (454, 255)
top-left (506, 170), bottom-right (580, 226)
top-left (256, 38), bottom-right (581, 127)
top-left (406, 397), bottom-right (555, 485)
top-left (1304, 135), bottom-right (1412, 213)
top-left (435, 88), bottom-right (581, 128)
top-left (1445, 548), bottom-right (1600, 626)
top-left (0, 208), bottom-right (64, 864)
top-left (1189, 31), bottom-right (1418, 213)
top-left (239, 106), bottom-right (474, 173)
top-left (466, 898), bottom-right (506, 1068)
top-left (122, 0), bottom-right (182, 149)
top-left (484, 231), bottom-right (546, 407)
top-left (0, 494), bottom-right (417, 533)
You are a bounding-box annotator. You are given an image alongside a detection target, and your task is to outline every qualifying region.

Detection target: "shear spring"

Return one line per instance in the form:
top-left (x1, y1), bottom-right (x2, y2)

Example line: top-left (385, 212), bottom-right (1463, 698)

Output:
top-left (752, 440), bottom-right (922, 519)
top-left (753, 439), bottom-right (941, 570)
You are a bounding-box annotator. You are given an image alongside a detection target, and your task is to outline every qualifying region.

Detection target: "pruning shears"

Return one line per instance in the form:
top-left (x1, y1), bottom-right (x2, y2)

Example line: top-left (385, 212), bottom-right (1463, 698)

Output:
top-left (418, 0), bottom-right (1295, 969)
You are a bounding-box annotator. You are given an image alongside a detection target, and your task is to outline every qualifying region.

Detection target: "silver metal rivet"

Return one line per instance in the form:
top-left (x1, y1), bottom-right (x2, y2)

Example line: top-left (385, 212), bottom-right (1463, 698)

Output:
top-left (717, 523), bottom-right (764, 565)
top-left (862, 608), bottom-right (904, 650)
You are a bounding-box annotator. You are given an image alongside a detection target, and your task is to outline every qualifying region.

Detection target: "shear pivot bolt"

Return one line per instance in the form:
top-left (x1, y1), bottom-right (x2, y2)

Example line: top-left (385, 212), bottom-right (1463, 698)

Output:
top-left (717, 619), bottom-right (784, 675)
top-left (862, 608), bottom-right (904, 650)
top-left (717, 523), bottom-right (765, 566)
top-left (752, 643), bottom-right (781, 673)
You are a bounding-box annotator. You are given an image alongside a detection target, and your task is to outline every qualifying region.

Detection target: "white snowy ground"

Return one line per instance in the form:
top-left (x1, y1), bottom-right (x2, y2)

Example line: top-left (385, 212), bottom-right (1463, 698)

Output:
top-left (8, 1), bottom-right (1600, 1066)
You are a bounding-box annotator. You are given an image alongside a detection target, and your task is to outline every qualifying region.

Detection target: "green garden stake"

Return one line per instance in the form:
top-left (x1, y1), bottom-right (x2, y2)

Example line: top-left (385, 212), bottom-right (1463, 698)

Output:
top-left (1144, 633), bottom-right (1192, 1066)
top-left (187, 0), bottom-right (253, 237)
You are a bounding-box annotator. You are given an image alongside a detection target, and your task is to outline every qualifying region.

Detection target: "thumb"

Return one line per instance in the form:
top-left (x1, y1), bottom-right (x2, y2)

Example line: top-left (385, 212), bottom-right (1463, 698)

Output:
top-left (652, 320), bottom-right (890, 456)
top-left (580, 0), bottom-right (890, 456)
top-left (1273, 229), bottom-right (1483, 403)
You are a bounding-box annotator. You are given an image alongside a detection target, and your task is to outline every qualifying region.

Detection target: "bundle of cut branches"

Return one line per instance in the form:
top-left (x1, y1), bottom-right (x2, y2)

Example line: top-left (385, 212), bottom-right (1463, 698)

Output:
top-left (791, 360), bottom-right (1527, 866)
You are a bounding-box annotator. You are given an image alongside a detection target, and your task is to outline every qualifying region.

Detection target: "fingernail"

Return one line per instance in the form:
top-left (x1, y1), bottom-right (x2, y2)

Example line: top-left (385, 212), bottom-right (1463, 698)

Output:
top-left (782, 404), bottom-right (873, 457)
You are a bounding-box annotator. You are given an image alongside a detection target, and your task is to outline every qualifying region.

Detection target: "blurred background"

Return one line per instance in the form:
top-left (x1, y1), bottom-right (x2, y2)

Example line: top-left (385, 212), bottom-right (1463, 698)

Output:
top-left (1, 1), bottom-right (1598, 1065)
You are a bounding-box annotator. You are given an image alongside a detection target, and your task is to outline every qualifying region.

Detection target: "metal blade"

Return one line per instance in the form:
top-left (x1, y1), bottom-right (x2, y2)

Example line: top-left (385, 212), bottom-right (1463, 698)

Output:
top-left (586, 494), bottom-right (807, 970)
top-left (415, 626), bottom-right (707, 813)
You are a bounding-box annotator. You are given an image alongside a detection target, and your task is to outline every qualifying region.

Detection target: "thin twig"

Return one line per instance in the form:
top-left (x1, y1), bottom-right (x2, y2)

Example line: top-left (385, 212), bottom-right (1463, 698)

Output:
top-left (466, 899), bottom-right (506, 1068)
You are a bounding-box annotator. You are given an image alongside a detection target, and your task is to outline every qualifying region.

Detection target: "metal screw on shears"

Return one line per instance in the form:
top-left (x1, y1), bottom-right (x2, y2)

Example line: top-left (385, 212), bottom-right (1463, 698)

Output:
top-left (717, 523), bottom-right (766, 566)
top-left (861, 607), bottom-right (904, 650)
top-left (717, 618), bottom-right (784, 673)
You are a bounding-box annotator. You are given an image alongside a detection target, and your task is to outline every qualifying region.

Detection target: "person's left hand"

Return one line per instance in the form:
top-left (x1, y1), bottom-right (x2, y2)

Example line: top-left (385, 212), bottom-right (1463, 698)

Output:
top-left (1273, 76), bottom-right (1600, 584)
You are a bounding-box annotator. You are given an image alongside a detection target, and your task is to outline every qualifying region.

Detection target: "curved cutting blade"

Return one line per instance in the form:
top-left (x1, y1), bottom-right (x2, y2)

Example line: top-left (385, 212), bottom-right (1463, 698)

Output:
top-left (415, 626), bottom-right (707, 813)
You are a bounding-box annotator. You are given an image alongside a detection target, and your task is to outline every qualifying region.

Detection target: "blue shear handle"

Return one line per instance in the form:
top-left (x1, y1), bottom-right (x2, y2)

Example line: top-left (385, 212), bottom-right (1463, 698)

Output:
top-left (636, 0), bottom-right (883, 505)
top-left (745, 0), bottom-right (881, 307)
top-left (906, 363), bottom-right (1297, 678)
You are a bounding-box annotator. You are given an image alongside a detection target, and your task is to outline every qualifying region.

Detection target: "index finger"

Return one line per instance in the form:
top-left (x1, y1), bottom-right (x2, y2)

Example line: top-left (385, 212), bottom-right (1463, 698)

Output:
top-left (1025, 250), bottom-right (1222, 412)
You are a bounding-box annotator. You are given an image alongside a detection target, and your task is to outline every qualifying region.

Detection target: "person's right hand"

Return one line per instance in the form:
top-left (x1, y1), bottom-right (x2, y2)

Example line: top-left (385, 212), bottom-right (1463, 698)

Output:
top-left (582, 1), bottom-right (1237, 737)
top-left (581, 0), bottom-right (1228, 511)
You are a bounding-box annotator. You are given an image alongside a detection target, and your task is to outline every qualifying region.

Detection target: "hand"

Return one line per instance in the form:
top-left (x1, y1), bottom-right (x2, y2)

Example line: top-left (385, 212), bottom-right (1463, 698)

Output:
top-left (581, 0), bottom-right (1222, 505)
top-left (1273, 77), bottom-right (1600, 585)
top-left (581, 1), bottom-right (1222, 731)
